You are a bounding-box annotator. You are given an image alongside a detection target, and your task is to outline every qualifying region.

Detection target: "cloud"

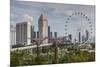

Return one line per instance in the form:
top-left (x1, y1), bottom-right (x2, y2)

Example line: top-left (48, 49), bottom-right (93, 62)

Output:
top-left (22, 14), bottom-right (33, 22)
top-left (10, 0), bottom-right (95, 37)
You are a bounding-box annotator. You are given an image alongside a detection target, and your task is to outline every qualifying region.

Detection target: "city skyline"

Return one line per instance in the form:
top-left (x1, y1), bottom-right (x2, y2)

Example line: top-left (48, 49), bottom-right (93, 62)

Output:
top-left (10, 1), bottom-right (95, 66)
top-left (11, 0), bottom-right (95, 39)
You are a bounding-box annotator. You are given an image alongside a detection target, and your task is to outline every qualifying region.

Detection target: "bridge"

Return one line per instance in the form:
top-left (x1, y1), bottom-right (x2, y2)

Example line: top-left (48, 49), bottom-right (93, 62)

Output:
top-left (11, 43), bottom-right (52, 51)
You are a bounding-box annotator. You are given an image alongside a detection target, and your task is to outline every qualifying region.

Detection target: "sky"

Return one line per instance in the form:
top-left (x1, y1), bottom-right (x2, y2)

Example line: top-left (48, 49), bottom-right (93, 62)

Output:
top-left (10, 0), bottom-right (95, 41)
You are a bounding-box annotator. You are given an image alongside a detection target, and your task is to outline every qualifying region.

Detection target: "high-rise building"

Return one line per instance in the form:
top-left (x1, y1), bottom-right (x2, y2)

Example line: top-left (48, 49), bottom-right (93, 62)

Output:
top-left (82, 35), bottom-right (85, 43)
top-left (31, 25), bottom-right (34, 42)
top-left (78, 32), bottom-right (81, 43)
top-left (37, 31), bottom-right (39, 38)
top-left (68, 34), bottom-right (72, 41)
top-left (10, 25), bottom-right (16, 46)
top-left (48, 26), bottom-right (51, 43)
top-left (33, 32), bottom-right (36, 38)
top-left (50, 32), bottom-right (52, 38)
top-left (54, 32), bottom-right (57, 38)
top-left (16, 22), bottom-right (31, 45)
top-left (48, 26), bottom-right (50, 38)
top-left (85, 30), bottom-right (89, 41)
top-left (38, 14), bottom-right (48, 44)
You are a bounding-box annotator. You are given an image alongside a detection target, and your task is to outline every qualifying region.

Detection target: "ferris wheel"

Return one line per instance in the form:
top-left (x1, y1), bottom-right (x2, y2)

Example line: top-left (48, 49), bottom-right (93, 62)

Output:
top-left (65, 12), bottom-right (93, 43)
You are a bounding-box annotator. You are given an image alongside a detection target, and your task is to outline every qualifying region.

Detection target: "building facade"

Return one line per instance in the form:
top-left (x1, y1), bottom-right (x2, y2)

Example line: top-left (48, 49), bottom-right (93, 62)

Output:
top-left (85, 30), bottom-right (89, 41)
top-left (16, 22), bottom-right (31, 45)
top-left (50, 32), bottom-right (52, 38)
top-left (10, 25), bottom-right (16, 46)
top-left (38, 14), bottom-right (48, 44)
top-left (54, 32), bottom-right (57, 38)
top-left (31, 25), bottom-right (34, 42)
top-left (48, 26), bottom-right (50, 38)
top-left (82, 35), bottom-right (85, 43)
top-left (33, 32), bottom-right (36, 38)
top-left (68, 34), bottom-right (72, 42)
top-left (37, 31), bottom-right (39, 38)
top-left (78, 32), bottom-right (81, 43)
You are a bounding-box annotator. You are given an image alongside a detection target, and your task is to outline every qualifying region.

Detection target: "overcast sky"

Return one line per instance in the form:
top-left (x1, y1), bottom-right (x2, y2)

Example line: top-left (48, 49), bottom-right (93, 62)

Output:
top-left (10, 0), bottom-right (95, 41)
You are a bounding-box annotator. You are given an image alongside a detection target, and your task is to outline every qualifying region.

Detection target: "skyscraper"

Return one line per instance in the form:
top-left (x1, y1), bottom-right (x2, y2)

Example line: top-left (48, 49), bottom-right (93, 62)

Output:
top-left (85, 30), bottom-right (89, 41)
top-left (68, 34), bottom-right (72, 41)
top-left (48, 26), bottom-right (51, 43)
top-left (33, 32), bottom-right (36, 38)
top-left (38, 14), bottom-right (48, 44)
top-left (48, 26), bottom-right (50, 38)
top-left (50, 32), bottom-right (52, 38)
top-left (10, 25), bottom-right (16, 46)
top-left (31, 25), bottom-right (34, 42)
top-left (37, 31), bottom-right (39, 38)
top-left (54, 32), bottom-right (57, 38)
top-left (78, 32), bottom-right (81, 43)
top-left (16, 22), bottom-right (31, 45)
top-left (82, 35), bottom-right (85, 43)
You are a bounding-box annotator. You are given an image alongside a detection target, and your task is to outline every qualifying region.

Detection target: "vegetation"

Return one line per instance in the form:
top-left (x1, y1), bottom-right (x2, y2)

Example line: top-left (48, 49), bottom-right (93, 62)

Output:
top-left (11, 47), bottom-right (95, 66)
top-left (59, 51), bottom-right (95, 63)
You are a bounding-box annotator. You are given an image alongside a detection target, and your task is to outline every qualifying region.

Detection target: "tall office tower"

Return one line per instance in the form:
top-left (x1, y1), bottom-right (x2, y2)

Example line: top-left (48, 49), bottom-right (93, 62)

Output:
top-left (38, 14), bottom-right (48, 44)
top-left (78, 32), bottom-right (81, 43)
top-left (16, 22), bottom-right (31, 45)
top-left (68, 34), bottom-right (72, 41)
top-left (33, 32), bottom-right (36, 38)
top-left (50, 32), bottom-right (52, 38)
top-left (54, 32), bottom-right (57, 38)
top-left (85, 30), bottom-right (89, 41)
top-left (48, 26), bottom-right (50, 43)
top-left (10, 25), bottom-right (16, 46)
top-left (82, 35), bottom-right (85, 43)
top-left (49, 32), bottom-right (52, 43)
top-left (37, 31), bottom-right (39, 38)
top-left (48, 26), bottom-right (50, 38)
top-left (31, 25), bottom-right (34, 42)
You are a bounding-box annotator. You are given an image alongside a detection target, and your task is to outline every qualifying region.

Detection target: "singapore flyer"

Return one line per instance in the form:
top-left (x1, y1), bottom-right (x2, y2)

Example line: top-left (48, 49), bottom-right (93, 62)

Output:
top-left (65, 12), bottom-right (94, 44)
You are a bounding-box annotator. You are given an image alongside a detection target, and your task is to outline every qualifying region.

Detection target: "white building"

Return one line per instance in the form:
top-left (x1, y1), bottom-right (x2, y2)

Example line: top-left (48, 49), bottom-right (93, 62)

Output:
top-left (10, 25), bottom-right (16, 46)
top-left (16, 22), bottom-right (32, 45)
top-left (38, 14), bottom-right (48, 44)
